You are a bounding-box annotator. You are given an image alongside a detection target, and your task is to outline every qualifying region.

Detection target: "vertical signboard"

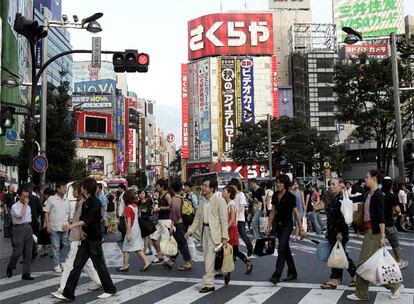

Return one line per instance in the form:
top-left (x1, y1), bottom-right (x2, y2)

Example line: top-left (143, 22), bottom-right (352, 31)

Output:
top-left (115, 95), bottom-right (124, 175)
top-left (239, 57), bottom-right (255, 123)
top-left (128, 129), bottom-right (136, 163)
top-left (197, 58), bottom-right (211, 159)
top-left (190, 61), bottom-right (200, 160)
top-left (219, 58), bottom-right (237, 158)
top-left (181, 64), bottom-right (189, 159)
top-left (271, 55), bottom-right (279, 118)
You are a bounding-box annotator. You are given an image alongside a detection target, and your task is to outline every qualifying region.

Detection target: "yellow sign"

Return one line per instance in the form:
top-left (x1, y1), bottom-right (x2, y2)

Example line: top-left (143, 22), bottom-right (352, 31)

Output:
top-left (79, 139), bottom-right (115, 149)
top-left (324, 162), bottom-right (331, 169)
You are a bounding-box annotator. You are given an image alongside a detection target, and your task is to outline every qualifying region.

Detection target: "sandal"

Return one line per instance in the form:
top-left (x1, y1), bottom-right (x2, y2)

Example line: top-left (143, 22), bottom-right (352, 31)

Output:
top-left (162, 261), bottom-right (174, 269)
top-left (116, 266), bottom-right (129, 272)
top-left (140, 264), bottom-right (152, 272)
top-left (177, 264), bottom-right (192, 271)
top-left (245, 262), bottom-right (253, 275)
top-left (348, 280), bottom-right (356, 287)
top-left (320, 282), bottom-right (337, 289)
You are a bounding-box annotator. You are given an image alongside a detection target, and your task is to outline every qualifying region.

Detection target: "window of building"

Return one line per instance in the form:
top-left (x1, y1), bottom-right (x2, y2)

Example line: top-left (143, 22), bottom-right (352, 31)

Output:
top-left (318, 87), bottom-right (334, 98)
top-left (319, 116), bottom-right (335, 127)
top-left (316, 58), bottom-right (334, 69)
top-left (85, 116), bottom-right (106, 134)
top-left (319, 101), bottom-right (335, 112)
top-left (317, 73), bottom-right (334, 83)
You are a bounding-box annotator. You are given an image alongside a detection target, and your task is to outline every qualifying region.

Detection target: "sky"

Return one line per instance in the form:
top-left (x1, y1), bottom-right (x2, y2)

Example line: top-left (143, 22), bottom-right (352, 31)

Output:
top-left (62, 0), bottom-right (414, 143)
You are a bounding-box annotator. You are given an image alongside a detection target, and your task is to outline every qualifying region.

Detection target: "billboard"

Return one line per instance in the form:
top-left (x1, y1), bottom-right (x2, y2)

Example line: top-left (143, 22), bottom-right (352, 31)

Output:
top-left (268, 0), bottom-right (310, 10)
top-left (271, 55), bottom-right (279, 118)
top-left (181, 64), bottom-right (189, 159)
top-left (71, 95), bottom-right (112, 108)
top-left (87, 156), bottom-right (104, 176)
top-left (197, 59), bottom-right (211, 159)
top-left (239, 58), bottom-right (255, 123)
top-left (219, 58), bottom-right (237, 159)
top-left (188, 13), bottom-right (274, 60)
top-left (333, 0), bottom-right (405, 39)
top-left (74, 79), bottom-right (116, 95)
top-left (115, 95), bottom-right (125, 175)
top-left (128, 129), bottom-right (136, 163)
top-left (344, 44), bottom-right (388, 58)
top-left (73, 62), bottom-right (116, 82)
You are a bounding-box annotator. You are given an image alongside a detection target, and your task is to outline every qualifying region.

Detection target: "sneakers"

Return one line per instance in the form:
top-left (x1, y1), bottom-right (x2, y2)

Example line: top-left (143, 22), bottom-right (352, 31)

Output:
top-left (54, 265), bottom-right (62, 273)
top-left (390, 284), bottom-right (404, 300)
top-left (88, 284), bottom-right (102, 291)
top-left (97, 292), bottom-right (115, 299)
top-left (51, 292), bottom-right (72, 302)
top-left (398, 260), bottom-right (409, 270)
top-left (346, 293), bottom-right (367, 301)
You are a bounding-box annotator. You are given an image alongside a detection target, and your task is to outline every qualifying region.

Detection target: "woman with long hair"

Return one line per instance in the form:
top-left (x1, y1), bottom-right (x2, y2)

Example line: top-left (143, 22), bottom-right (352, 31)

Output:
top-left (117, 189), bottom-right (151, 272)
top-left (137, 189), bottom-right (154, 255)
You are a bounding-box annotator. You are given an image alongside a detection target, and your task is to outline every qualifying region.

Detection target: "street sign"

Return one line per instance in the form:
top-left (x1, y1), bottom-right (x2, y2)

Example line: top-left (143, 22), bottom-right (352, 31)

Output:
top-left (32, 155), bottom-right (48, 173)
top-left (5, 130), bottom-right (17, 141)
top-left (323, 161), bottom-right (331, 169)
top-left (166, 133), bottom-right (175, 143)
top-left (91, 37), bottom-right (101, 68)
top-left (5, 140), bottom-right (19, 146)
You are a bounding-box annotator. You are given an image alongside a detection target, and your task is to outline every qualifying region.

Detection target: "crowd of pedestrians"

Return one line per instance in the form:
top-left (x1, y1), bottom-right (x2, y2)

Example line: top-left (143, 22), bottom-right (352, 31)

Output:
top-left (0, 170), bottom-right (412, 301)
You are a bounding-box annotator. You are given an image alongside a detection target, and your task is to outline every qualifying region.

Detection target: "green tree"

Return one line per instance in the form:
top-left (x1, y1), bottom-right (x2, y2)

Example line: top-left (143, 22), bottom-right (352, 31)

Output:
top-left (333, 36), bottom-right (414, 173)
top-left (231, 116), bottom-right (347, 178)
top-left (70, 158), bottom-right (89, 181)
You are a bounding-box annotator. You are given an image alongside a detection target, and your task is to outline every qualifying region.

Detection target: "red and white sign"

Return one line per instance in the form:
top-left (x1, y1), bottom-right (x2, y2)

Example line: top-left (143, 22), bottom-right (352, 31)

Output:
top-left (128, 129), bottom-right (136, 163)
top-left (344, 44), bottom-right (388, 58)
top-left (166, 133), bottom-right (175, 143)
top-left (181, 64), bottom-right (189, 159)
top-left (271, 55), bottom-right (279, 118)
top-left (214, 162), bottom-right (268, 180)
top-left (188, 13), bottom-right (274, 61)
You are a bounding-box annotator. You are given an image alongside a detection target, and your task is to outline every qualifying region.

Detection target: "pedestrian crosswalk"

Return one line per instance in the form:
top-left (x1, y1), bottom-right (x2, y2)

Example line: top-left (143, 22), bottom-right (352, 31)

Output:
top-left (0, 272), bottom-right (412, 304)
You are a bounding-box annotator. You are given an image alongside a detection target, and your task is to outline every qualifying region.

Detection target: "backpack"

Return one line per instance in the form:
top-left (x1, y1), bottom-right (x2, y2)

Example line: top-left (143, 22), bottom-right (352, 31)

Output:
top-left (179, 195), bottom-right (195, 226)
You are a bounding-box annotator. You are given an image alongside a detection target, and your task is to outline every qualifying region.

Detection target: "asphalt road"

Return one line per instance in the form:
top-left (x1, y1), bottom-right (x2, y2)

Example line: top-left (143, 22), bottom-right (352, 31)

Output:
top-left (0, 225), bottom-right (413, 304)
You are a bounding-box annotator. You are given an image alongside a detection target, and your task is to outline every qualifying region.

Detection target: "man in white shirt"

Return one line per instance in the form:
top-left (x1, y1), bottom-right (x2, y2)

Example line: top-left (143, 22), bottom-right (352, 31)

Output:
top-left (6, 188), bottom-right (34, 280)
top-left (230, 178), bottom-right (253, 256)
top-left (44, 182), bottom-right (70, 273)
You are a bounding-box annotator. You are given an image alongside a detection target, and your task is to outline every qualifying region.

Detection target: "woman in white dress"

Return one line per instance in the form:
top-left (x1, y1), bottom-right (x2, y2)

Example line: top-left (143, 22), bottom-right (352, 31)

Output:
top-left (117, 189), bottom-right (151, 272)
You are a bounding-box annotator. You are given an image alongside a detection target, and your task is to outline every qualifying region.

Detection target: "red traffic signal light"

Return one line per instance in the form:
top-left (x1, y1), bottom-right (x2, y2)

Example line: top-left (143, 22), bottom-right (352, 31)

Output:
top-left (13, 13), bottom-right (47, 43)
top-left (112, 50), bottom-right (149, 73)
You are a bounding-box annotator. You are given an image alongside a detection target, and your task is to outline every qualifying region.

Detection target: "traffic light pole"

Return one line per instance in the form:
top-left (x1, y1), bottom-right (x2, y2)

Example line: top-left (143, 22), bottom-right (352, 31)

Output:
top-left (267, 114), bottom-right (272, 183)
top-left (27, 42), bottom-right (37, 188)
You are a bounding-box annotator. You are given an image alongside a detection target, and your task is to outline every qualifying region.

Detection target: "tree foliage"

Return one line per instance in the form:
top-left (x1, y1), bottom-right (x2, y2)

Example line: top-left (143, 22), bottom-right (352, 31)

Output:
top-left (231, 116), bottom-right (347, 178)
top-left (333, 35), bottom-right (414, 173)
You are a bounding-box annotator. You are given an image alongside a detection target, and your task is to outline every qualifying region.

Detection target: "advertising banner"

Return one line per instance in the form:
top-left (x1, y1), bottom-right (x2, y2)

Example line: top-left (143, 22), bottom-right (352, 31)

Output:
top-left (115, 95), bottom-right (124, 175)
top-left (239, 57), bottom-right (255, 123)
top-left (181, 64), bottom-right (189, 159)
top-left (333, 0), bottom-right (405, 39)
top-left (219, 58), bottom-right (237, 158)
top-left (271, 55), bottom-right (279, 118)
top-left (188, 13), bottom-right (274, 60)
top-left (87, 156), bottom-right (104, 176)
top-left (189, 61), bottom-right (200, 160)
top-left (215, 162), bottom-right (268, 179)
top-left (269, 0), bottom-right (310, 10)
top-left (128, 129), bottom-right (136, 163)
top-left (197, 58), bottom-right (211, 159)
top-left (71, 95), bottom-right (112, 108)
top-left (73, 62), bottom-right (116, 82)
top-left (74, 79), bottom-right (117, 95)
top-left (344, 44), bottom-right (388, 58)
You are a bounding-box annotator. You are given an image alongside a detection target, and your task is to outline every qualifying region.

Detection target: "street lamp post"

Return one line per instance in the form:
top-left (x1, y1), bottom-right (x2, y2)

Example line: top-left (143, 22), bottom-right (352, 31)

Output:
top-left (267, 114), bottom-right (272, 180)
top-left (298, 161), bottom-right (305, 181)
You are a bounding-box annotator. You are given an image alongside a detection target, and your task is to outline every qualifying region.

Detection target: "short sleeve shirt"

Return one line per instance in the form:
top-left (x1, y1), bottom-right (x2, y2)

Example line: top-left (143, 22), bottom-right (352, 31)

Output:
top-left (234, 192), bottom-right (247, 222)
top-left (11, 201), bottom-right (32, 224)
top-left (272, 191), bottom-right (297, 226)
top-left (124, 204), bottom-right (137, 224)
top-left (44, 194), bottom-right (70, 231)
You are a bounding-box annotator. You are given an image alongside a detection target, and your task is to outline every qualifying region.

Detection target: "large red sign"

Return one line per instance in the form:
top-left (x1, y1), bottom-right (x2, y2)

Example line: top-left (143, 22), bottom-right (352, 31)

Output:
top-left (181, 64), bottom-right (189, 159)
top-left (344, 44), bottom-right (388, 58)
top-left (214, 162), bottom-right (268, 180)
top-left (188, 13), bottom-right (274, 61)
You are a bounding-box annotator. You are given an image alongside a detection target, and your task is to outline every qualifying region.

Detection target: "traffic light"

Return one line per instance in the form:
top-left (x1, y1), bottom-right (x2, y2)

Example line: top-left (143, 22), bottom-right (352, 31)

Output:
top-left (13, 13), bottom-right (47, 43)
top-left (112, 50), bottom-right (149, 73)
top-left (0, 106), bottom-right (16, 137)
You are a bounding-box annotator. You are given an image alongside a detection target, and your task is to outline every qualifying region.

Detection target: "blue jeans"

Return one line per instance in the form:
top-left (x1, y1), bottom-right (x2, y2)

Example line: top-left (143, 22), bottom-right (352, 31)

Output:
top-left (252, 210), bottom-right (263, 240)
top-left (308, 212), bottom-right (323, 235)
top-left (50, 231), bottom-right (69, 267)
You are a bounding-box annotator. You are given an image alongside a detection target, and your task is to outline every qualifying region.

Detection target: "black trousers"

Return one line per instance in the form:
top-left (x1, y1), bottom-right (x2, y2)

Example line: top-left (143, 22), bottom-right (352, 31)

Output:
top-left (118, 216), bottom-right (126, 240)
top-left (272, 225), bottom-right (297, 279)
top-left (233, 245), bottom-right (248, 264)
top-left (237, 221), bottom-right (253, 252)
top-left (3, 213), bottom-right (12, 237)
top-left (172, 223), bottom-right (191, 262)
top-left (63, 240), bottom-right (116, 300)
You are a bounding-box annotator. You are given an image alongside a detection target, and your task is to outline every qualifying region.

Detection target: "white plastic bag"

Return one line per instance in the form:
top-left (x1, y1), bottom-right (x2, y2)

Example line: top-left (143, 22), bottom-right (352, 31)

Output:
top-left (357, 248), bottom-right (383, 284)
top-left (327, 241), bottom-right (349, 269)
top-left (340, 190), bottom-right (354, 225)
top-left (377, 248), bottom-right (403, 284)
top-left (187, 237), bottom-right (197, 261)
top-left (160, 234), bottom-right (178, 256)
top-left (302, 215), bottom-right (308, 232)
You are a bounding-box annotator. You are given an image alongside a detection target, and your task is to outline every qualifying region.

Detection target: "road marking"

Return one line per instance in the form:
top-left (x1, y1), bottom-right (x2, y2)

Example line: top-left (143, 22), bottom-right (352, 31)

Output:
top-left (102, 242), bottom-right (123, 268)
top-left (0, 278), bottom-right (58, 300)
top-left (298, 289), bottom-right (344, 304)
top-left (374, 291), bottom-right (414, 304)
top-left (87, 280), bottom-right (172, 304)
top-left (19, 278), bottom-right (124, 304)
top-left (224, 286), bottom-right (281, 304)
top-left (0, 274), bottom-right (41, 286)
top-left (155, 283), bottom-right (223, 304)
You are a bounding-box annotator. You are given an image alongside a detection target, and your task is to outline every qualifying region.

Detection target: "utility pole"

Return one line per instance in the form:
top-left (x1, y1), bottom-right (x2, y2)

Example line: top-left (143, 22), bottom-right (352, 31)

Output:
top-left (267, 114), bottom-right (272, 180)
top-left (390, 32), bottom-right (405, 180)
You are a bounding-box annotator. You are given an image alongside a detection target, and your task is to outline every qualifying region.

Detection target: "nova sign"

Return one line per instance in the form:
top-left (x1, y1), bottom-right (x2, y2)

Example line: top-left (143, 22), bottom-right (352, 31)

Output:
top-left (188, 13), bottom-right (274, 60)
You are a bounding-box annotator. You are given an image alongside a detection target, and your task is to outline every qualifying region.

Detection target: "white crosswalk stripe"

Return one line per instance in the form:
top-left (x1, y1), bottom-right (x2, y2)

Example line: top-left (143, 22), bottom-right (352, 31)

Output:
top-left (374, 291), bottom-right (414, 304)
top-left (0, 277), bottom-right (59, 301)
top-left (155, 283), bottom-right (222, 304)
top-left (224, 286), bottom-right (281, 304)
top-left (298, 289), bottom-right (344, 304)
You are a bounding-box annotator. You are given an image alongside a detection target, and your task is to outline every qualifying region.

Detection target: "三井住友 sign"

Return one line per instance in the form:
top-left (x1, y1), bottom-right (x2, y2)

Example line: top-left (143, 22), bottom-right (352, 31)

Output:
top-left (188, 13), bottom-right (274, 60)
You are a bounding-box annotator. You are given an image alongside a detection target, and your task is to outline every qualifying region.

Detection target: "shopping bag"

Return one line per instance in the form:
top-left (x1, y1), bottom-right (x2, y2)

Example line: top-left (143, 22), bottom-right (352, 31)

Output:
top-left (377, 248), bottom-right (403, 284)
top-left (316, 241), bottom-right (331, 262)
top-left (259, 216), bottom-right (269, 233)
top-left (357, 248), bottom-right (383, 284)
top-left (340, 190), bottom-right (354, 225)
top-left (253, 237), bottom-right (276, 256)
top-left (187, 237), bottom-right (197, 261)
top-left (214, 248), bottom-right (224, 271)
top-left (160, 234), bottom-right (178, 256)
top-left (327, 241), bottom-right (349, 269)
top-left (221, 244), bottom-right (235, 273)
top-left (302, 215), bottom-right (308, 232)
top-left (138, 217), bottom-right (156, 238)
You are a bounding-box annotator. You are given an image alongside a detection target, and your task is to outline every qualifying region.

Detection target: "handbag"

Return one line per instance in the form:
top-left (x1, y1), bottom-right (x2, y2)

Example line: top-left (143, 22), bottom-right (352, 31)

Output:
top-left (221, 244), bottom-right (235, 273)
top-left (327, 241), bottom-right (349, 269)
top-left (160, 234), bottom-right (178, 256)
top-left (253, 237), bottom-right (276, 256)
top-left (316, 241), bottom-right (331, 262)
top-left (340, 191), bottom-right (354, 225)
top-left (138, 217), bottom-right (156, 238)
top-left (214, 248), bottom-right (224, 271)
top-left (353, 203), bottom-right (363, 227)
